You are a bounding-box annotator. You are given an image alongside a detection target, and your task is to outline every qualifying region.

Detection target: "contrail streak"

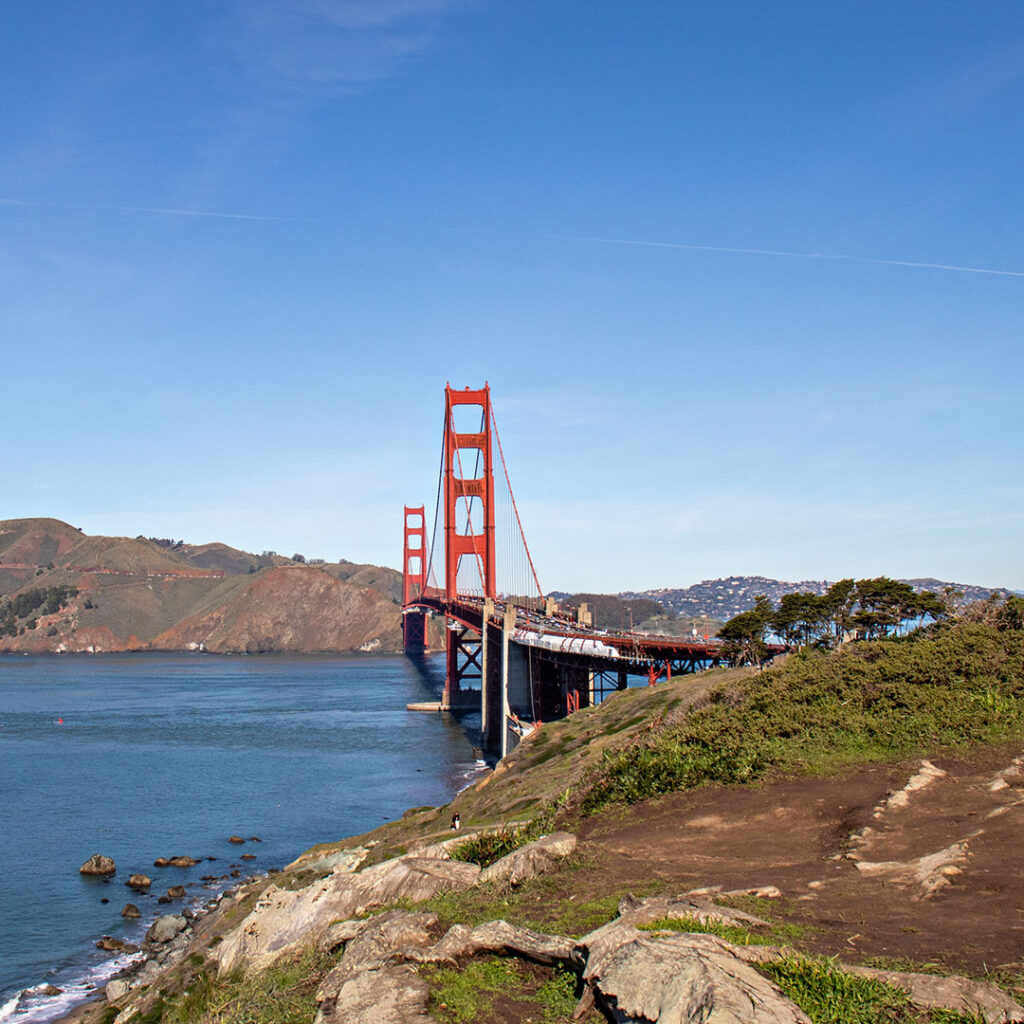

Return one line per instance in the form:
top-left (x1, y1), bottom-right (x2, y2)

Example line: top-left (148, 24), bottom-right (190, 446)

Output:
top-left (552, 232), bottom-right (1024, 279)
top-left (0, 198), bottom-right (296, 221)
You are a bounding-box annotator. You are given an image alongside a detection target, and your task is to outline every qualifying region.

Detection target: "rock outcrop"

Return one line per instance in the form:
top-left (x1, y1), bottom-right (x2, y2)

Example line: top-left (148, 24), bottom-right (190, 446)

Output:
top-left (478, 831), bottom-right (577, 886)
top-left (576, 920), bottom-right (808, 1023)
top-left (80, 854), bottom-right (116, 876)
top-left (214, 848), bottom-right (482, 975)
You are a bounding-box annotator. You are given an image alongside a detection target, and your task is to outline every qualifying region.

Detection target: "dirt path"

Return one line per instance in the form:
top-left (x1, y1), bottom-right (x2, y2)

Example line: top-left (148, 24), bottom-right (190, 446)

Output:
top-left (570, 744), bottom-right (1024, 976)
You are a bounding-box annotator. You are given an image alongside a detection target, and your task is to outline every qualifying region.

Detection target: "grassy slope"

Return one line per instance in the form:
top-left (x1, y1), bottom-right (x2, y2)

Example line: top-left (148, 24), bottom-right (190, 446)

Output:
top-left (82, 620), bottom-right (1024, 1024)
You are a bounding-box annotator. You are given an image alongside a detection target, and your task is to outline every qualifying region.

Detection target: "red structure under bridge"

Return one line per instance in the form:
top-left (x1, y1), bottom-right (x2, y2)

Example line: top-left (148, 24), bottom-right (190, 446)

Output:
top-left (402, 384), bottom-right (779, 755)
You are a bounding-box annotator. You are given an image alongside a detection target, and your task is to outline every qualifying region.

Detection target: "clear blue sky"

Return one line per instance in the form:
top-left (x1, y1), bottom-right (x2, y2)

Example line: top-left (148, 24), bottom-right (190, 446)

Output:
top-left (3, 1), bottom-right (1022, 593)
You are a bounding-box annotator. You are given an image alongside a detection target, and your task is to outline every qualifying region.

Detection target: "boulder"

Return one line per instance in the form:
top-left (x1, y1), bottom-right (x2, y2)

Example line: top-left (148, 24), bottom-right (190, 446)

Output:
top-left (105, 979), bottom-right (129, 1002)
top-left (80, 854), bottom-right (116, 876)
top-left (240, 853), bottom-right (256, 860)
top-left (577, 920), bottom-right (807, 1023)
top-left (316, 911), bottom-right (440, 1000)
top-left (215, 854), bottom-right (480, 975)
top-left (153, 858), bottom-right (169, 867)
top-left (478, 832), bottom-right (577, 887)
top-left (121, 904), bottom-right (141, 919)
top-left (167, 856), bottom-right (198, 867)
top-left (166, 886), bottom-right (186, 898)
top-left (145, 914), bottom-right (188, 945)
top-left (228, 836), bottom-right (245, 844)
top-left (846, 966), bottom-right (1024, 1023)
top-left (288, 846), bottom-right (368, 876)
top-left (406, 919), bottom-right (576, 968)
top-left (315, 965), bottom-right (433, 1024)
top-left (41, 984), bottom-right (62, 996)
top-left (126, 874), bottom-right (151, 890)
top-left (96, 936), bottom-right (136, 953)
top-left (616, 893), bottom-right (771, 931)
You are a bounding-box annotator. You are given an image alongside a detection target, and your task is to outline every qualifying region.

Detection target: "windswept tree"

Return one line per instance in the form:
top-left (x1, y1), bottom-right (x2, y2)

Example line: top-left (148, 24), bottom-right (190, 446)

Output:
top-left (719, 595), bottom-right (774, 667)
top-left (852, 577), bottom-right (943, 639)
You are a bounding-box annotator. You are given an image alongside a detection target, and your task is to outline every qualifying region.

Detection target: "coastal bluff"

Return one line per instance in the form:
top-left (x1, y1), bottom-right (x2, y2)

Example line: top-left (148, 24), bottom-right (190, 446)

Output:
top-left (0, 517), bottom-right (407, 654)
top-left (56, 619), bottom-right (1024, 1022)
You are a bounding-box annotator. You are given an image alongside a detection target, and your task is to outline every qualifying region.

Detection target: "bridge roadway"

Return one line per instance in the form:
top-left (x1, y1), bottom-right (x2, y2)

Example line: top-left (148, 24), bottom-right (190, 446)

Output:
top-left (404, 589), bottom-right (782, 754)
top-left (410, 589), bottom-right (731, 672)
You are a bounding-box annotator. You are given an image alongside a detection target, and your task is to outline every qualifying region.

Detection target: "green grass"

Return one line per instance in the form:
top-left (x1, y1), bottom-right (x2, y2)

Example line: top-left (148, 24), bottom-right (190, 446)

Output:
top-left (420, 958), bottom-right (594, 1023)
top-left (581, 623), bottom-right (1024, 814)
top-left (130, 944), bottom-right (336, 1024)
top-left (760, 956), bottom-right (990, 1024)
top-left (448, 827), bottom-right (529, 868)
top-left (639, 914), bottom-right (764, 945)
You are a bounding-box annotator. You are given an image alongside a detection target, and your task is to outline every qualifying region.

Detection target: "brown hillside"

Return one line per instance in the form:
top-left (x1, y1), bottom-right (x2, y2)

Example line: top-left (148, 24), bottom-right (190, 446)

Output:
top-left (54, 535), bottom-right (191, 573)
top-left (0, 518), bottom-right (85, 585)
top-left (0, 518), bottom-right (406, 654)
top-left (177, 542), bottom-right (269, 575)
top-left (151, 566), bottom-right (404, 653)
top-left (328, 560), bottom-right (404, 604)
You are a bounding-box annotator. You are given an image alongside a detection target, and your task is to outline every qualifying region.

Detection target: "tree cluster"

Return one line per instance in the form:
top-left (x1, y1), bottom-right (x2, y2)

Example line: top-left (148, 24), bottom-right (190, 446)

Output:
top-left (0, 585), bottom-right (79, 637)
top-left (144, 536), bottom-right (184, 550)
top-left (718, 577), bottom-right (947, 665)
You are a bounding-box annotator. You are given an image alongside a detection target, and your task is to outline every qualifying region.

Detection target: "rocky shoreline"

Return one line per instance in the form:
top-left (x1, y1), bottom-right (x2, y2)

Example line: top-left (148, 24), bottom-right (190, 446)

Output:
top-left (52, 820), bottom-right (1024, 1024)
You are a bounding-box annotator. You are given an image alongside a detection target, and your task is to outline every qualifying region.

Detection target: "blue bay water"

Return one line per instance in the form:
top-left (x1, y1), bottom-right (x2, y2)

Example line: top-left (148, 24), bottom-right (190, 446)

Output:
top-left (0, 652), bottom-right (478, 1022)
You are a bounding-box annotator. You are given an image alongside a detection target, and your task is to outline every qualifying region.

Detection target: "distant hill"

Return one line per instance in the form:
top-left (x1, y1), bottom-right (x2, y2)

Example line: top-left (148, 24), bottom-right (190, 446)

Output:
top-left (619, 575), bottom-right (1016, 623)
top-left (0, 518), bottom-right (407, 655)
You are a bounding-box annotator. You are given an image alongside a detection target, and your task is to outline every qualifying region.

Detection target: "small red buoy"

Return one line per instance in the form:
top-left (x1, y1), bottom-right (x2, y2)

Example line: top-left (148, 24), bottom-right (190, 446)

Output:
top-left (57, 718), bottom-right (63, 724)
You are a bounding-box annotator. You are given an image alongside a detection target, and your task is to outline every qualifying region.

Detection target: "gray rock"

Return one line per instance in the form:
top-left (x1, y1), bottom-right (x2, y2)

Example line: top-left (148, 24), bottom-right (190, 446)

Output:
top-left (80, 854), bottom-right (116, 876)
top-left (316, 911), bottom-right (440, 1001)
top-left (577, 920), bottom-right (808, 1023)
top-left (145, 914), bottom-right (188, 945)
top-left (616, 893), bottom-right (771, 931)
top-left (215, 854), bottom-right (480, 975)
top-left (105, 979), bottom-right (129, 1002)
top-left (315, 965), bottom-right (434, 1024)
top-left (407, 919), bottom-right (575, 968)
top-left (478, 832), bottom-right (577, 887)
top-left (846, 966), bottom-right (1024, 1023)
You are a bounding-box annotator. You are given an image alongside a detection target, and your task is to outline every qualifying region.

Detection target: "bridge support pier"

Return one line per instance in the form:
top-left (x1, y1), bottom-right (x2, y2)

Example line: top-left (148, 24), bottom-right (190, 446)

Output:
top-left (443, 624), bottom-right (482, 711)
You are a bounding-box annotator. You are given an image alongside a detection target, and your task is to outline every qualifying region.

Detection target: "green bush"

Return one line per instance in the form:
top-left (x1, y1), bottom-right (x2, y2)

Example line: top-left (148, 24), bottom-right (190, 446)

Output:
top-left (448, 828), bottom-right (526, 868)
top-left (582, 623), bottom-right (1024, 814)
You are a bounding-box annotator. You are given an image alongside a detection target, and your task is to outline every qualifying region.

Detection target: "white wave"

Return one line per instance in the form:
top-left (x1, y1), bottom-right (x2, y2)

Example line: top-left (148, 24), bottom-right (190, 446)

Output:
top-left (5, 949), bottom-right (145, 1024)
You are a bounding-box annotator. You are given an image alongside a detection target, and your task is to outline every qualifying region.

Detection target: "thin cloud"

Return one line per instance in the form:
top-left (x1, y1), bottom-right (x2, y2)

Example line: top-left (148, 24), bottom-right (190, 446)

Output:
top-left (0, 198), bottom-right (297, 222)
top-left (239, 0), bottom-right (472, 89)
top-left (549, 233), bottom-right (1024, 280)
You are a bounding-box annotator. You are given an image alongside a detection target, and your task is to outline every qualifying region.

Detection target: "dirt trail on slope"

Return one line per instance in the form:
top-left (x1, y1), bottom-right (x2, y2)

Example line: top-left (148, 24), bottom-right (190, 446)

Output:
top-left (572, 744), bottom-right (1024, 976)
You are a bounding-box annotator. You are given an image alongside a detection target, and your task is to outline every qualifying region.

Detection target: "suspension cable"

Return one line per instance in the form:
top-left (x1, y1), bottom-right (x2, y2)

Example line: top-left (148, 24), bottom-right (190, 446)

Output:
top-left (491, 407), bottom-right (543, 601)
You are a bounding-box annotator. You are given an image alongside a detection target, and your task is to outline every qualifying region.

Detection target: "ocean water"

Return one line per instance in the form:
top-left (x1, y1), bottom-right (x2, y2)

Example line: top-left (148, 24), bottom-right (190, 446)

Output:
top-left (0, 652), bottom-right (480, 1023)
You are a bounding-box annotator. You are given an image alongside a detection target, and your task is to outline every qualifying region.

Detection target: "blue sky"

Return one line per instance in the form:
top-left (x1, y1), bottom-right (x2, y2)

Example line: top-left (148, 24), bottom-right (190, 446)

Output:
top-left (2, 1), bottom-right (1022, 593)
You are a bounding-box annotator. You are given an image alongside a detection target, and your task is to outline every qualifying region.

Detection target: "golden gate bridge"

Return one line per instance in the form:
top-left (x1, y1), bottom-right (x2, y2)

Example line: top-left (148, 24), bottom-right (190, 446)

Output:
top-left (401, 384), bottom-right (760, 755)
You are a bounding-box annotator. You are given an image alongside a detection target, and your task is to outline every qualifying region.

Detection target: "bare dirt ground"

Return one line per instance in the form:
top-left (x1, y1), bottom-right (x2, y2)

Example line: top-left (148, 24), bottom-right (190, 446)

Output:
top-left (568, 744), bottom-right (1024, 978)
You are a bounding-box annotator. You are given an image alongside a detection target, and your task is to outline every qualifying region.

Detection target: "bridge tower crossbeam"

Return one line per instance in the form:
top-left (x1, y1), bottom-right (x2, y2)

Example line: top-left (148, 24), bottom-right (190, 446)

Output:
top-left (402, 505), bottom-right (427, 651)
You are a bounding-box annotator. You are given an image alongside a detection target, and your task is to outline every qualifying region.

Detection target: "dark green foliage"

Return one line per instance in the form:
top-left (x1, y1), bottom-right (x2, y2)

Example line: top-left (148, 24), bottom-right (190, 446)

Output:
top-left (718, 595), bottom-right (774, 665)
top-left (1, 585), bottom-right (79, 637)
top-left (719, 577), bottom-right (950, 659)
top-left (449, 828), bottom-right (525, 868)
top-left (581, 623), bottom-right (1024, 813)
